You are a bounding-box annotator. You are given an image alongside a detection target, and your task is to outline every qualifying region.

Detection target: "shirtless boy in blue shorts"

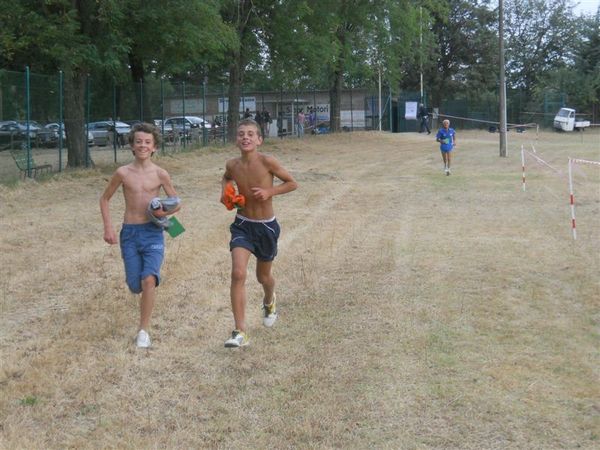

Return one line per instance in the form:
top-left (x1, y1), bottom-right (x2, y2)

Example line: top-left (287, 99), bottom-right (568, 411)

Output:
top-left (100, 123), bottom-right (181, 348)
top-left (221, 118), bottom-right (298, 347)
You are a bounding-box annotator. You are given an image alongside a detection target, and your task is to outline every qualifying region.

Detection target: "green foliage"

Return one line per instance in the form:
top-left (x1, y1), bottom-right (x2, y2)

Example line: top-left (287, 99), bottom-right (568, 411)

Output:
top-left (427, 0), bottom-right (498, 105)
top-left (0, 0), bottom-right (129, 75)
top-left (19, 395), bottom-right (38, 406)
top-left (0, 0), bottom-right (597, 136)
top-left (504, 0), bottom-right (577, 92)
top-left (126, 0), bottom-right (236, 80)
top-left (514, 1), bottom-right (599, 114)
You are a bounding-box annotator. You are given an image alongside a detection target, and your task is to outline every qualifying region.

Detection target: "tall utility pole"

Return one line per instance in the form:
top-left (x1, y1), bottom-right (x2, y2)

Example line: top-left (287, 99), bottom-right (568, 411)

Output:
top-left (419, 6), bottom-right (423, 102)
top-left (378, 65), bottom-right (382, 131)
top-left (499, 0), bottom-right (507, 157)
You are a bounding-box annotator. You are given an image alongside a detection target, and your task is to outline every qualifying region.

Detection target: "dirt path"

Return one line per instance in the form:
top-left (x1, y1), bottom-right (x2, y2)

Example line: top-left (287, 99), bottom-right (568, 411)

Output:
top-left (1, 130), bottom-right (598, 448)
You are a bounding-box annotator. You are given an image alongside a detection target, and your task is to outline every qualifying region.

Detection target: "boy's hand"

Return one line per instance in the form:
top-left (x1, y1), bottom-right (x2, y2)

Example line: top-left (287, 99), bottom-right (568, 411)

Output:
top-left (223, 182), bottom-right (245, 210)
top-left (250, 187), bottom-right (272, 201)
top-left (103, 229), bottom-right (118, 245)
top-left (151, 208), bottom-right (169, 218)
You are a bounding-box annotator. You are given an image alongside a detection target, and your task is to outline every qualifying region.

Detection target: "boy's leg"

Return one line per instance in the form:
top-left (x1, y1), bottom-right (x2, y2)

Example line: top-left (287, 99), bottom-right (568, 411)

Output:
top-left (231, 247), bottom-right (252, 331)
top-left (139, 275), bottom-right (157, 331)
top-left (256, 259), bottom-right (275, 304)
top-left (257, 259), bottom-right (278, 327)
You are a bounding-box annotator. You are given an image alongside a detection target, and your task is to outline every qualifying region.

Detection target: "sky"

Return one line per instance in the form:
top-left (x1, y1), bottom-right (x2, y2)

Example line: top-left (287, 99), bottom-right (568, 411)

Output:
top-left (573, 0), bottom-right (600, 15)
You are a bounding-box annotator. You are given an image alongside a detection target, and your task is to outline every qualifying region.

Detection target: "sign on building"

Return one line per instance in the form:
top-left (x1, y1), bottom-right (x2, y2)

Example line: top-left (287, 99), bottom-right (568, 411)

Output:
top-left (219, 97), bottom-right (257, 113)
top-left (405, 101), bottom-right (418, 120)
top-left (169, 99), bottom-right (204, 114)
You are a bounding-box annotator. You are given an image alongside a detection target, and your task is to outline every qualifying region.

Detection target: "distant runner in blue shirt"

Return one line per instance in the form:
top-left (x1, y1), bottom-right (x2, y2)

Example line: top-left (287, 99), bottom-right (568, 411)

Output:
top-left (436, 119), bottom-right (456, 175)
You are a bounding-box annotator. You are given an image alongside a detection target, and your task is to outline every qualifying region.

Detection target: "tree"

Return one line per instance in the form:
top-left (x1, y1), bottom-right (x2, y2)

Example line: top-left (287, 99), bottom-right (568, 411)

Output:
top-left (268, 0), bottom-right (419, 132)
top-left (532, 10), bottom-right (600, 121)
top-left (504, 0), bottom-right (577, 95)
top-left (313, 0), bottom-right (421, 131)
top-left (427, 0), bottom-right (497, 107)
top-left (122, 0), bottom-right (235, 121)
top-left (218, 0), bottom-right (275, 140)
top-left (0, 0), bottom-right (130, 167)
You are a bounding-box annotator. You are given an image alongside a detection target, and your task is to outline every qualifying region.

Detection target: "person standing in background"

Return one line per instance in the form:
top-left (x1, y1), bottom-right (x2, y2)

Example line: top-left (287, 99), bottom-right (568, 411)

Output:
top-left (296, 109), bottom-right (305, 138)
top-left (418, 103), bottom-right (431, 134)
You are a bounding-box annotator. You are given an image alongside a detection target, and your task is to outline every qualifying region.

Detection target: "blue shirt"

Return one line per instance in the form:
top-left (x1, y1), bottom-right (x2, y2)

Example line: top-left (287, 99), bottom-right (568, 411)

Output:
top-left (436, 127), bottom-right (455, 152)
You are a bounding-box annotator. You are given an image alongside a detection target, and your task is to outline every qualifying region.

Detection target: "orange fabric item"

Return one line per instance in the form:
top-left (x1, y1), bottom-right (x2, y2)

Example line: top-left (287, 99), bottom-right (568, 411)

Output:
top-left (223, 182), bottom-right (246, 210)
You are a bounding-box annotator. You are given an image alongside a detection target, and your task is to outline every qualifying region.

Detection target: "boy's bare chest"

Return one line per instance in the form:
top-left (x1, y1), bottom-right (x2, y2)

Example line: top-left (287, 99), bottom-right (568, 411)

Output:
top-left (122, 171), bottom-right (161, 195)
top-left (233, 161), bottom-right (270, 186)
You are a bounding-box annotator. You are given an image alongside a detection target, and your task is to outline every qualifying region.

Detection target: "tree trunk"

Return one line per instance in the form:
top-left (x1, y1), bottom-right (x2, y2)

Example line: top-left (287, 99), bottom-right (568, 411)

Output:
top-left (329, 24), bottom-right (347, 133)
top-left (227, 55), bottom-right (244, 142)
top-left (63, 71), bottom-right (90, 168)
top-left (329, 69), bottom-right (343, 132)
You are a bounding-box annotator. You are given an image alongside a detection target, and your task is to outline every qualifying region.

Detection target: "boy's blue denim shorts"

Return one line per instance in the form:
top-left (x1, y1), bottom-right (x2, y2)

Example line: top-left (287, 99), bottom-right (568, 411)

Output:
top-left (120, 222), bottom-right (164, 294)
top-left (229, 215), bottom-right (280, 261)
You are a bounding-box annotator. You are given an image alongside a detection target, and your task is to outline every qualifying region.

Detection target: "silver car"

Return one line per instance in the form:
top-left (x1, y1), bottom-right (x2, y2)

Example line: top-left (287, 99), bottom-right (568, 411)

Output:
top-left (87, 121), bottom-right (131, 146)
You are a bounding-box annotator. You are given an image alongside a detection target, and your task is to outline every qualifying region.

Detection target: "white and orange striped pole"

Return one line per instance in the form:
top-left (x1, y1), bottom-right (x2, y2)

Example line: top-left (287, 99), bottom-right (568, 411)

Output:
top-left (568, 157), bottom-right (600, 240)
top-left (521, 145), bottom-right (526, 191)
top-left (568, 158), bottom-right (576, 240)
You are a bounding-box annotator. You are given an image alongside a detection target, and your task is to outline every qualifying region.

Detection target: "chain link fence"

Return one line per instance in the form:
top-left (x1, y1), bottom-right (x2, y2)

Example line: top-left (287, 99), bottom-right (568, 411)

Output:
top-left (1, 68), bottom-right (389, 182)
top-left (2, 67), bottom-right (585, 183)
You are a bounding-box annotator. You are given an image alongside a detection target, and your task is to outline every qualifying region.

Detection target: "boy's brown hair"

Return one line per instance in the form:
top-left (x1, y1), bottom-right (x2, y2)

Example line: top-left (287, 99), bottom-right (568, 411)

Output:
top-left (128, 122), bottom-right (162, 149)
top-left (238, 118), bottom-right (262, 137)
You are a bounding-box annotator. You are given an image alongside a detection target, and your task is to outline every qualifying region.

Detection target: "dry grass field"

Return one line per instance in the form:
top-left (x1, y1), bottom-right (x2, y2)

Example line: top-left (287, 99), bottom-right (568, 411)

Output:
top-left (1, 128), bottom-right (599, 449)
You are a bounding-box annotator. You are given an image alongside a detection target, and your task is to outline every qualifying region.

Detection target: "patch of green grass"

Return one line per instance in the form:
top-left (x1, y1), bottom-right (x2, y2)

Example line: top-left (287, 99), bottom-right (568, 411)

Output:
top-left (0, 176), bottom-right (21, 188)
top-left (19, 395), bottom-right (38, 406)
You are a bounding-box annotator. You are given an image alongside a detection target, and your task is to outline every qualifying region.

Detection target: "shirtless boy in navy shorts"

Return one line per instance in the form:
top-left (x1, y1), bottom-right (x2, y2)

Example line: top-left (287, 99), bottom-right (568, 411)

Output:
top-left (100, 123), bottom-right (181, 348)
top-left (221, 119), bottom-right (298, 347)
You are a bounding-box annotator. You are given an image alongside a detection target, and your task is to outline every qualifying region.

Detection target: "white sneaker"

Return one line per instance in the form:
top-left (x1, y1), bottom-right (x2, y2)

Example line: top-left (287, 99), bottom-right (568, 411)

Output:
top-left (136, 329), bottom-right (151, 348)
top-left (224, 329), bottom-right (249, 348)
top-left (262, 293), bottom-right (278, 327)
top-left (446, 167), bottom-right (451, 176)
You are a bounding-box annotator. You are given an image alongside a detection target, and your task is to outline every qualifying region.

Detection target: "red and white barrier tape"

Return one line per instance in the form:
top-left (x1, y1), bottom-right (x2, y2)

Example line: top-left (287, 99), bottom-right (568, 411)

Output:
top-left (567, 157), bottom-right (600, 240)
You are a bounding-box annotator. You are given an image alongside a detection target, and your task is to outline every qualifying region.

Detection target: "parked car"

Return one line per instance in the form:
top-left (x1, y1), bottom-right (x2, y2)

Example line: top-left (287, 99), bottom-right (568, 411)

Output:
top-left (87, 120), bottom-right (131, 146)
top-left (0, 121), bottom-right (29, 150)
top-left (45, 122), bottom-right (94, 146)
top-left (161, 116), bottom-right (211, 142)
top-left (125, 119), bottom-right (145, 126)
top-left (45, 123), bottom-right (66, 140)
top-left (312, 123), bottom-right (330, 135)
top-left (14, 120), bottom-right (57, 147)
top-left (164, 116), bottom-right (211, 132)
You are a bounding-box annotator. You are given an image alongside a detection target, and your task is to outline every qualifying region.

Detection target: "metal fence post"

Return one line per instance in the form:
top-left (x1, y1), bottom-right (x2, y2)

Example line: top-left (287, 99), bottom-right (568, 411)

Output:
top-left (86, 75), bottom-right (91, 168)
top-left (160, 77), bottom-right (165, 153)
top-left (182, 81), bottom-right (186, 149)
top-left (203, 78), bottom-right (207, 146)
top-left (389, 88), bottom-right (393, 132)
top-left (58, 70), bottom-right (64, 171)
top-left (25, 66), bottom-right (32, 177)
top-left (112, 83), bottom-right (117, 162)
top-left (241, 86), bottom-right (245, 117)
top-left (350, 86), bottom-right (353, 131)
top-left (139, 79), bottom-right (143, 122)
top-left (221, 83), bottom-right (226, 144)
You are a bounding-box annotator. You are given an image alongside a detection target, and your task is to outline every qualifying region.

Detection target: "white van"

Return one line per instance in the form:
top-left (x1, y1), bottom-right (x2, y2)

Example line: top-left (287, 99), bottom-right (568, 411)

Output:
top-left (553, 108), bottom-right (591, 132)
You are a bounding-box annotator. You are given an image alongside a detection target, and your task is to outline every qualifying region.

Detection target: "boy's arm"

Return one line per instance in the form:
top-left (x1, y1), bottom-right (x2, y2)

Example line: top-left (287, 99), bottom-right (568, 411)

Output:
top-left (220, 161), bottom-right (234, 205)
top-left (251, 156), bottom-right (298, 201)
top-left (100, 171), bottom-right (123, 245)
top-left (158, 169), bottom-right (181, 216)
